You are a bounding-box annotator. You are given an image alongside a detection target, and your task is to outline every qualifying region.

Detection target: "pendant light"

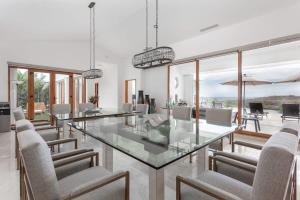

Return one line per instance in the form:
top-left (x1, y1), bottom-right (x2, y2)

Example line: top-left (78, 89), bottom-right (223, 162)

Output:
top-left (82, 2), bottom-right (103, 79)
top-left (132, 0), bottom-right (175, 69)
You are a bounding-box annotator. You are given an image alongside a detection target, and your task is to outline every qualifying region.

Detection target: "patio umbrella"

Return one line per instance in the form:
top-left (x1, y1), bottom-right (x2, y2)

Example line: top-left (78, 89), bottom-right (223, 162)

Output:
top-left (276, 73), bottom-right (300, 83)
top-left (220, 74), bottom-right (273, 109)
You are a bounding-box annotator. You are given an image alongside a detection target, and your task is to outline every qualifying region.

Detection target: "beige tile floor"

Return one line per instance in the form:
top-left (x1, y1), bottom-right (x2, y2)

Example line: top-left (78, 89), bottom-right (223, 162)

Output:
top-left (0, 129), bottom-right (298, 200)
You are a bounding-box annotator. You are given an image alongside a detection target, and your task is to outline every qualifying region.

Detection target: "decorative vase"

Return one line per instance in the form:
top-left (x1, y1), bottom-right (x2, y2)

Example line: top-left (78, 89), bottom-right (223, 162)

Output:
top-left (145, 95), bottom-right (150, 114)
top-left (150, 98), bottom-right (156, 114)
top-left (137, 90), bottom-right (144, 104)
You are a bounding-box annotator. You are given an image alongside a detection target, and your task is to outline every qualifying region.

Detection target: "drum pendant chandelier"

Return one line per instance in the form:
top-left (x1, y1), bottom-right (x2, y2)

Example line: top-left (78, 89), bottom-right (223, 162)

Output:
top-left (132, 0), bottom-right (175, 69)
top-left (82, 2), bottom-right (103, 79)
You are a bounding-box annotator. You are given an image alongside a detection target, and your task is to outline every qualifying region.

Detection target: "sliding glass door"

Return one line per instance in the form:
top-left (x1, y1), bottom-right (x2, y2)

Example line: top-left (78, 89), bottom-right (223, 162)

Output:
top-left (33, 72), bottom-right (50, 120)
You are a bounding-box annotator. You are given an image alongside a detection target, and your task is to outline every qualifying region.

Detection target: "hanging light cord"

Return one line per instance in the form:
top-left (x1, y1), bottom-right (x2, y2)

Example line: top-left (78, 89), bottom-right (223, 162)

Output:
top-left (145, 0), bottom-right (149, 51)
top-left (93, 5), bottom-right (95, 69)
top-left (89, 6), bottom-right (92, 70)
top-left (155, 0), bottom-right (158, 48)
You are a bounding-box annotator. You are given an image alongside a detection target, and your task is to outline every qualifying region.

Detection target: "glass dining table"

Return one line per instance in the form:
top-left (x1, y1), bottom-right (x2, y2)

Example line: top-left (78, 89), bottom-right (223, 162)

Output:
top-left (69, 113), bottom-right (239, 200)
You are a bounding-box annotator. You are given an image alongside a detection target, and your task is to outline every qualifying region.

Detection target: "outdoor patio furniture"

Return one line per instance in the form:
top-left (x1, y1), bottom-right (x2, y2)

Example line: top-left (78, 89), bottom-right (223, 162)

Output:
top-left (177, 131), bottom-right (298, 200)
top-left (249, 102), bottom-right (269, 119)
top-left (281, 104), bottom-right (300, 123)
top-left (34, 102), bottom-right (47, 114)
top-left (242, 115), bottom-right (261, 132)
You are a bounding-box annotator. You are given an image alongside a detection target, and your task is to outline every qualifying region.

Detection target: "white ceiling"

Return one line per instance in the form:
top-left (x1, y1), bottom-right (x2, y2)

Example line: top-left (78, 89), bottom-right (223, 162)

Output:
top-left (0, 0), bottom-right (298, 59)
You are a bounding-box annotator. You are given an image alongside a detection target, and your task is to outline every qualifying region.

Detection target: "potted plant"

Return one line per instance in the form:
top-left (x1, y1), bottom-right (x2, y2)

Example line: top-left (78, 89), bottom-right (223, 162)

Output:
top-left (88, 96), bottom-right (99, 108)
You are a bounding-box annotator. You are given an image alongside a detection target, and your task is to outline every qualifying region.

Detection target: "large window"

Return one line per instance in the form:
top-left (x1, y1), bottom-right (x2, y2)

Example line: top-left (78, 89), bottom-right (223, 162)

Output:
top-left (199, 54), bottom-right (238, 120)
top-left (169, 63), bottom-right (196, 108)
top-left (242, 41), bottom-right (300, 135)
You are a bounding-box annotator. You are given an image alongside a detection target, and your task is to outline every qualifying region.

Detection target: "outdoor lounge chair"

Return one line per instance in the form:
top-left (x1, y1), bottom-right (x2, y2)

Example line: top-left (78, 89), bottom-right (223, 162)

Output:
top-left (249, 102), bottom-right (269, 119)
top-left (281, 104), bottom-right (300, 123)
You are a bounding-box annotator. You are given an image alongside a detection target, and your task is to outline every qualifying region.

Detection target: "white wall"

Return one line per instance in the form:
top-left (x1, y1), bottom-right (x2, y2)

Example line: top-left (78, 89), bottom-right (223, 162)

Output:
top-left (137, 2), bottom-right (300, 108)
top-left (0, 40), bottom-right (121, 108)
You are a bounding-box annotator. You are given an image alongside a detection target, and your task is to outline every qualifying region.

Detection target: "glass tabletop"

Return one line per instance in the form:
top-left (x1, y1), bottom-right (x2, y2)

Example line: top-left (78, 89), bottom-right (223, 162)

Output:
top-left (70, 114), bottom-right (238, 169)
top-left (52, 108), bottom-right (139, 121)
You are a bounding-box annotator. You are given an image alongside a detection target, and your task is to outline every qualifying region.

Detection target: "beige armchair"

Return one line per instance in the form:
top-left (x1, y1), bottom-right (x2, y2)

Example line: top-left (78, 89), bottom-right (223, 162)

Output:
top-left (177, 131), bottom-right (298, 200)
top-left (20, 130), bottom-right (129, 200)
top-left (18, 130), bottom-right (100, 200)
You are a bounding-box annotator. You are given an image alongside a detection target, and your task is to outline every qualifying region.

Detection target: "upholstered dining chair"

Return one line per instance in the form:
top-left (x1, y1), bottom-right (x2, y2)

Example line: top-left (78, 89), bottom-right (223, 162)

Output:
top-left (173, 106), bottom-right (192, 121)
top-left (136, 104), bottom-right (149, 115)
top-left (177, 131), bottom-right (298, 200)
top-left (20, 130), bottom-right (129, 200)
top-left (209, 123), bottom-right (299, 186)
top-left (79, 103), bottom-right (94, 112)
top-left (206, 108), bottom-right (233, 151)
top-left (17, 130), bottom-right (99, 200)
top-left (52, 104), bottom-right (71, 134)
top-left (13, 107), bottom-right (51, 127)
top-left (123, 103), bottom-right (133, 113)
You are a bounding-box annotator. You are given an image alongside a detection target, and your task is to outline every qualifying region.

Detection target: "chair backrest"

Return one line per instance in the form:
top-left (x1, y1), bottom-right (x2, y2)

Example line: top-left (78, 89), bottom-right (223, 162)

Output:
top-left (123, 103), bottom-right (133, 113)
top-left (136, 104), bottom-right (149, 115)
top-left (16, 119), bottom-right (35, 132)
top-left (20, 130), bottom-right (60, 200)
top-left (13, 107), bottom-right (26, 121)
top-left (20, 131), bottom-right (60, 200)
top-left (282, 104), bottom-right (300, 117)
top-left (252, 132), bottom-right (298, 200)
top-left (206, 108), bottom-right (232, 127)
top-left (173, 106), bottom-right (192, 121)
top-left (52, 104), bottom-right (71, 115)
top-left (249, 102), bottom-right (264, 114)
top-left (79, 103), bottom-right (94, 112)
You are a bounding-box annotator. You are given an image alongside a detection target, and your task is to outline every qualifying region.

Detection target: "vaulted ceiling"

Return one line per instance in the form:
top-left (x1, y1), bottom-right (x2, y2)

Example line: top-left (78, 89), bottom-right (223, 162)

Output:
top-left (0, 0), bottom-right (298, 59)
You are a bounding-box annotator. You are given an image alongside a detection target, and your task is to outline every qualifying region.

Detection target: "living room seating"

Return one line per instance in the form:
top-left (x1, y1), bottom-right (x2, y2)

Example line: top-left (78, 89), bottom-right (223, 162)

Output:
top-left (173, 106), bottom-right (192, 121)
top-left (19, 130), bottom-right (129, 200)
top-left (176, 130), bottom-right (298, 200)
top-left (281, 104), bottom-right (300, 123)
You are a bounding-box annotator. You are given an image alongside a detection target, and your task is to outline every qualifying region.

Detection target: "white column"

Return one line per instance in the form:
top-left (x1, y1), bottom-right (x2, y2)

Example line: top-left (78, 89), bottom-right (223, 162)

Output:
top-left (196, 146), bottom-right (209, 175)
top-left (102, 144), bottom-right (114, 172)
top-left (149, 167), bottom-right (164, 200)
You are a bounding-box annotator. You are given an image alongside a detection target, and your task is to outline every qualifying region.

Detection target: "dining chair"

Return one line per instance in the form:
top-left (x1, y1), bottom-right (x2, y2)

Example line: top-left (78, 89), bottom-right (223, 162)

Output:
top-left (177, 131), bottom-right (298, 200)
top-left (206, 108), bottom-right (233, 151)
top-left (17, 130), bottom-right (99, 200)
top-left (136, 104), bottom-right (149, 115)
top-left (173, 106), bottom-right (192, 121)
top-left (52, 104), bottom-right (71, 134)
top-left (210, 123), bottom-right (299, 186)
top-left (20, 130), bottom-right (129, 200)
top-left (79, 103), bottom-right (94, 112)
top-left (13, 107), bottom-right (51, 127)
top-left (123, 103), bottom-right (133, 113)
top-left (281, 104), bottom-right (300, 123)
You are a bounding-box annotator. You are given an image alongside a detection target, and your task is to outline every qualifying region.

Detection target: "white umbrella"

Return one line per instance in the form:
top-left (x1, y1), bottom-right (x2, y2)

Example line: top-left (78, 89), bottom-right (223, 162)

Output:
top-left (276, 73), bottom-right (300, 83)
top-left (220, 74), bottom-right (273, 109)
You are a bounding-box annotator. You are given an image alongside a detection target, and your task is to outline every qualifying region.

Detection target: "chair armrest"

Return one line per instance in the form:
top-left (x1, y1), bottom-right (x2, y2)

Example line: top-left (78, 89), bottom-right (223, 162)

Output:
top-left (213, 151), bottom-right (258, 166)
top-left (52, 149), bottom-right (94, 161)
top-left (35, 126), bottom-right (56, 131)
top-left (213, 155), bottom-right (256, 173)
top-left (176, 176), bottom-right (242, 200)
top-left (54, 152), bottom-right (99, 168)
top-left (233, 141), bottom-right (263, 150)
top-left (47, 138), bottom-right (78, 149)
top-left (63, 171), bottom-right (129, 200)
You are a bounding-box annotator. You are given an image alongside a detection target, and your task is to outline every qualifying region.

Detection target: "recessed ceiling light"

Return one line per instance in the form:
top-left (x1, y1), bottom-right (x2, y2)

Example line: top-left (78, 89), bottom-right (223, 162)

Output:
top-left (200, 24), bottom-right (219, 32)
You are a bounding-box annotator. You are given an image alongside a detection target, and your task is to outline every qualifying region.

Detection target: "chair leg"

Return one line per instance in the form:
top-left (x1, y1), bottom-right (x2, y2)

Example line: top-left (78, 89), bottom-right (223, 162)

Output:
top-left (189, 154), bottom-right (192, 163)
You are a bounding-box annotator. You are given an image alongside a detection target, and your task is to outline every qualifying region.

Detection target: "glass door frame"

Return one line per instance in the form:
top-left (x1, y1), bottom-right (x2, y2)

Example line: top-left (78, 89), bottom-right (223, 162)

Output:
top-left (8, 65), bottom-right (84, 121)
